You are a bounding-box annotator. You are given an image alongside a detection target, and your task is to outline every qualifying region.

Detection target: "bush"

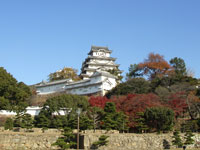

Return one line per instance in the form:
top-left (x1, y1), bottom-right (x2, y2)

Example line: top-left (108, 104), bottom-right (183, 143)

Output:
top-left (172, 130), bottom-right (183, 148)
top-left (52, 127), bottom-right (76, 150)
top-left (184, 130), bottom-right (194, 145)
top-left (91, 135), bottom-right (109, 149)
top-left (144, 107), bottom-right (174, 133)
top-left (4, 118), bottom-right (13, 130)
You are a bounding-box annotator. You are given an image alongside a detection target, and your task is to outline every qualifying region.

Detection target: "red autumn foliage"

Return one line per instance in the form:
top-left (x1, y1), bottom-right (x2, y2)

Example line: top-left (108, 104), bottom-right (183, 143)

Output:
top-left (113, 93), bottom-right (162, 115)
top-left (167, 92), bottom-right (188, 118)
top-left (88, 96), bottom-right (111, 109)
top-left (112, 93), bottom-right (163, 127)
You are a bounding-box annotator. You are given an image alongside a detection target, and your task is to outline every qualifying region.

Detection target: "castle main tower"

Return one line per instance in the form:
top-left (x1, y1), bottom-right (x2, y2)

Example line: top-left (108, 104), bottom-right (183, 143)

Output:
top-left (80, 46), bottom-right (120, 80)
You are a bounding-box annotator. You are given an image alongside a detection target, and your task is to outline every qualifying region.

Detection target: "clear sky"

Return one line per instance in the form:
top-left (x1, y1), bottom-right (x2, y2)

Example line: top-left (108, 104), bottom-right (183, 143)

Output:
top-left (0, 0), bottom-right (200, 85)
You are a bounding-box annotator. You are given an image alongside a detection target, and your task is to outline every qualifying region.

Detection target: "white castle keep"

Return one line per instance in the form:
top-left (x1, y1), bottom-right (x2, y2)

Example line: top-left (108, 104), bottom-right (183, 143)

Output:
top-left (35, 46), bottom-right (120, 96)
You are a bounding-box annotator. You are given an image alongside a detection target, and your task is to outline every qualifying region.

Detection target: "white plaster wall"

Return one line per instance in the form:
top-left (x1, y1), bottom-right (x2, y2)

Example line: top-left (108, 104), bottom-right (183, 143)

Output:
top-left (90, 76), bottom-right (102, 83)
top-left (0, 107), bottom-right (71, 116)
top-left (86, 71), bottom-right (93, 76)
top-left (37, 83), bottom-right (65, 95)
top-left (92, 52), bottom-right (110, 57)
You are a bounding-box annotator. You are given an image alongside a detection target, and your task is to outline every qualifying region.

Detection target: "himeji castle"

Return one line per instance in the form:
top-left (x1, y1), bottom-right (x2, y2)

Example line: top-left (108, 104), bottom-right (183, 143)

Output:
top-left (35, 46), bottom-right (121, 96)
top-left (80, 46), bottom-right (120, 80)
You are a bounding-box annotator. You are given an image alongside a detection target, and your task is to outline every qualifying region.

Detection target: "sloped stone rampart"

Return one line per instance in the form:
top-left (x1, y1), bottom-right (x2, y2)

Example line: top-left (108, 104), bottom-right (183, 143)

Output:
top-left (0, 129), bottom-right (200, 150)
top-left (0, 131), bottom-right (60, 150)
top-left (83, 132), bottom-right (200, 150)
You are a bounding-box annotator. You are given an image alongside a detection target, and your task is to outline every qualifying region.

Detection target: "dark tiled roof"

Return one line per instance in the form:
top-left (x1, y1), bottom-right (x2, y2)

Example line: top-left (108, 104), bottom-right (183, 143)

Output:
top-left (35, 79), bottom-right (72, 87)
top-left (88, 45), bottom-right (112, 55)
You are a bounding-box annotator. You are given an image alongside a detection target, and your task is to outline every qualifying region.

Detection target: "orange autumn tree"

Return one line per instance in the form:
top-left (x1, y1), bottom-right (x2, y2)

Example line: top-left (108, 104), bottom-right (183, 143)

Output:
top-left (137, 53), bottom-right (173, 80)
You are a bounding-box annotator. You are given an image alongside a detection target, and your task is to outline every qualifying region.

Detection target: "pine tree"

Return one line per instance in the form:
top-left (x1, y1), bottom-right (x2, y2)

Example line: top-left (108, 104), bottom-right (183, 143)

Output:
top-left (172, 130), bottom-right (183, 148)
top-left (21, 113), bottom-right (34, 131)
top-left (184, 130), bottom-right (194, 145)
top-left (52, 127), bottom-right (76, 150)
top-left (101, 102), bottom-right (128, 131)
top-left (134, 112), bottom-right (148, 133)
top-left (91, 135), bottom-right (109, 149)
top-left (4, 118), bottom-right (13, 130)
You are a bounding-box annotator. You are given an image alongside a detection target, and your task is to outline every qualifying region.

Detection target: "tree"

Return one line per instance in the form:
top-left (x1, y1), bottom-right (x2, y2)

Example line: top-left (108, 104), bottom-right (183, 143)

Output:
top-left (0, 97), bottom-right (10, 110)
top-left (35, 94), bottom-right (89, 129)
top-left (101, 102), bottom-right (128, 131)
top-left (89, 96), bottom-right (111, 109)
top-left (112, 94), bottom-right (162, 129)
top-left (48, 67), bottom-right (80, 82)
top-left (170, 57), bottom-right (186, 77)
top-left (186, 91), bottom-right (200, 120)
top-left (126, 64), bottom-right (142, 79)
top-left (106, 78), bottom-right (150, 98)
top-left (196, 87), bottom-right (200, 98)
top-left (20, 113), bottom-right (34, 131)
top-left (154, 86), bottom-right (170, 102)
top-left (79, 115), bottom-right (93, 130)
top-left (14, 112), bottom-right (34, 131)
top-left (34, 110), bottom-right (51, 131)
top-left (88, 107), bottom-right (104, 132)
top-left (136, 53), bottom-right (173, 80)
top-left (91, 135), bottom-right (109, 149)
top-left (52, 127), bottom-right (76, 150)
top-left (133, 112), bottom-right (148, 133)
top-left (172, 130), bottom-right (183, 148)
top-left (167, 92), bottom-right (188, 118)
top-left (184, 130), bottom-right (194, 145)
top-left (144, 107), bottom-right (174, 133)
top-left (0, 67), bottom-right (31, 112)
top-left (4, 118), bottom-right (13, 130)
top-left (107, 68), bottom-right (123, 82)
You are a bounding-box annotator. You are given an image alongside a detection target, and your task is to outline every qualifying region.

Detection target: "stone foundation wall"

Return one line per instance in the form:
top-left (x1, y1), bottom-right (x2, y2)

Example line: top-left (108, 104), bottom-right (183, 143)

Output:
top-left (0, 129), bottom-right (200, 150)
top-left (83, 132), bottom-right (200, 150)
top-left (0, 131), bottom-right (60, 150)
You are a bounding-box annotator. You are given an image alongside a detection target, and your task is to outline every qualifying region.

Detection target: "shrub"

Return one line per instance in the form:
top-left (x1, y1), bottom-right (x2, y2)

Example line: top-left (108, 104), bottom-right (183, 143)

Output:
top-left (91, 135), bottom-right (109, 149)
top-left (144, 107), bottom-right (174, 133)
top-left (4, 118), bottom-right (13, 130)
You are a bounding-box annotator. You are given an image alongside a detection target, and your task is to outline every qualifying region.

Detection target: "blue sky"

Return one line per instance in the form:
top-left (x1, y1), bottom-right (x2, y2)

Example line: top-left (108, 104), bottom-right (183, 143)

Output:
top-left (0, 0), bottom-right (200, 85)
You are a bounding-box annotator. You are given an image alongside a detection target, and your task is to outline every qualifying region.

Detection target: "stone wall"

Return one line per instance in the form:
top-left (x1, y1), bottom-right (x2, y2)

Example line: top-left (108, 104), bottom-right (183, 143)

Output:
top-left (0, 129), bottom-right (60, 150)
top-left (0, 129), bottom-right (200, 150)
top-left (83, 132), bottom-right (200, 150)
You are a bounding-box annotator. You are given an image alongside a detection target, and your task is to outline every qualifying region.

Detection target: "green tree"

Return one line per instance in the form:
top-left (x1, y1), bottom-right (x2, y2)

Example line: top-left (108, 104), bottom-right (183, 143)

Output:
top-left (0, 97), bottom-right (10, 110)
top-left (14, 112), bottom-right (34, 131)
top-left (170, 57), bottom-right (186, 77)
top-left (79, 115), bottom-right (93, 130)
top-left (184, 130), bottom-right (194, 145)
top-left (134, 112), bottom-right (148, 133)
top-left (0, 67), bottom-right (31, 112)
top-left (154, 86), bottom-right (170, 102)
top-left (126, 64), bottom-right (142, 79)
top-left (52, 127), bottom-right (76, 150)
top-left (48, 67), bottom-right (80, 82)
top-left (35, 94), bottom-right (89, 129)
top-left (106, 78), bottom-right (150, 98)
top-left (107, 68), bottom-right (123, 82)
top-left (21, 113), bottom-right (34, 131)
top-left (144, 107), bottom-right (174, 133)
top-left (91, 135), bottom-right (109, 149)
top-left (34, 109), bottom-right (51, 131)
top-left (101, 102), bottom-right (128, 131)
top-left (4, 118), bottom-right (13, 130)
top-left (172, 130), bottom-right (183, 148)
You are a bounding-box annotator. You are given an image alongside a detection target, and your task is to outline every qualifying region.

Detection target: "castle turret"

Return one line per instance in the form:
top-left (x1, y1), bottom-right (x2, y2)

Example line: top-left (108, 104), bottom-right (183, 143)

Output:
top-left (80, 46), bottom-right (120, 80)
